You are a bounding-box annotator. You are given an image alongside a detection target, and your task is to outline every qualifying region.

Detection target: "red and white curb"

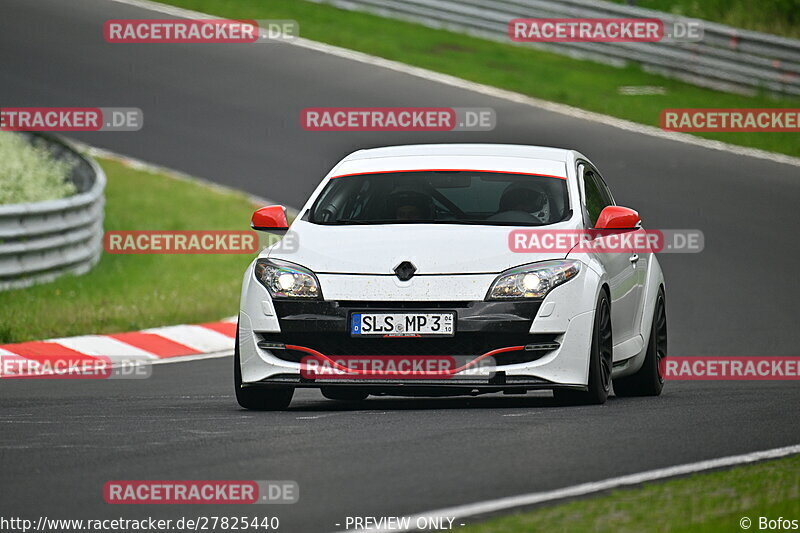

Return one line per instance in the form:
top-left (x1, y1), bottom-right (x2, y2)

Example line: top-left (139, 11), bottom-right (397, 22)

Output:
top-left (0, 317), bottom-right (237, 377)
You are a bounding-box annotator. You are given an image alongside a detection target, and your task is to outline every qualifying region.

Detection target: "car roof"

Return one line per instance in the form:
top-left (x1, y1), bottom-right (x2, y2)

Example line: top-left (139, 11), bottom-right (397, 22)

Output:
top-left (332, 144), bottom-right (574, 180)
top-left (344, 144), bottom-right (572, 162)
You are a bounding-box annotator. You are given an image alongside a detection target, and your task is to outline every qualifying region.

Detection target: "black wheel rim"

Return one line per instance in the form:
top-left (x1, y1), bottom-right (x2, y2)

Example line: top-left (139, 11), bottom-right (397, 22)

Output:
top-left (654, 295), bottom-right (667, 383)
top-left (598, 298), bottom-right (613, 392)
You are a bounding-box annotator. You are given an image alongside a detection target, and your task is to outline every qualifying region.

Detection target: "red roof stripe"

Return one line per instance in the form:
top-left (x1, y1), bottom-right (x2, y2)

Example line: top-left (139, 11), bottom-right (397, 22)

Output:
top-left (330, 168), bottom-right (567, 180)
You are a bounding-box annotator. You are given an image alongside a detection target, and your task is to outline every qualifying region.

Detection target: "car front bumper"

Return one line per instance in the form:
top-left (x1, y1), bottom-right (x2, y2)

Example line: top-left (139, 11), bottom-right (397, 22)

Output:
top-left (238, 298), bottom-right (595, 391)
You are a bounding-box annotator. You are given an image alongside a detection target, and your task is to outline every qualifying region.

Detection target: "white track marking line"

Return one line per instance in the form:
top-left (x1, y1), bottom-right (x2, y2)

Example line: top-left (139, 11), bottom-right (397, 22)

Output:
top-left (336, 443), bottom-right (800, 533)
top-left (142, 325), bottom-right (234, 353)
top-left (105, 0), bottom-right (800, 169)
top-left (0, 348), bottom-right (41, 376)
top-left (147, 350), bottom-right (233, 365)
top-left (0, 346), bottom-right (232, 376)
top-left (296, 411), bottom-right (359, 420)
top-left (48, 336), bottom-right (158, 360)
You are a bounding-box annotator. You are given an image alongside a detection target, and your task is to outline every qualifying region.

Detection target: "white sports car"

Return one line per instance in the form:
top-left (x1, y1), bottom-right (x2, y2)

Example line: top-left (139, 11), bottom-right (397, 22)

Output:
top-left (235, 144), bottom-right (667, 409)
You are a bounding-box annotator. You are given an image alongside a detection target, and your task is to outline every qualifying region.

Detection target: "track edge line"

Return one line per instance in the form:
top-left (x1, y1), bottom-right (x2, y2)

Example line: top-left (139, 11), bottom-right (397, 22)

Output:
top-left (335, 443), bottom-right (800, 532)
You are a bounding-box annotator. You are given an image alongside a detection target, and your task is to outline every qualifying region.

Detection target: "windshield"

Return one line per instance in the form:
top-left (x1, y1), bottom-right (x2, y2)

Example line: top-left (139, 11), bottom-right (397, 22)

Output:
top-left (308, 170), bottom-right (570, 226)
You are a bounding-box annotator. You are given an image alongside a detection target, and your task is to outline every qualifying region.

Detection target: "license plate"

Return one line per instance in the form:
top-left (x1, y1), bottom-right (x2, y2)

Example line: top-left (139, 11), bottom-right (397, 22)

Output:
top-left (351, 312), bottom-right (455, 337)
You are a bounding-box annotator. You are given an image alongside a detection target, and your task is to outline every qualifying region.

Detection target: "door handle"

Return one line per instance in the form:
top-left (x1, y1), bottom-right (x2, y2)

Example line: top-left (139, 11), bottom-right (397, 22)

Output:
top-left (629, 254), bottom-right (640, 264)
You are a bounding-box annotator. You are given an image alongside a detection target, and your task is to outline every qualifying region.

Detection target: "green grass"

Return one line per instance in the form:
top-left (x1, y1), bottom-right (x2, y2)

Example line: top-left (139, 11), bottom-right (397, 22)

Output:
top-left (463, 454), bottom-right (800, 533)
top-left (0, 158), bottom-right (260, 343)
top-left (158, 0), bottom-right (800, 158)
top-left (612, 0), bottom-right (800, 39)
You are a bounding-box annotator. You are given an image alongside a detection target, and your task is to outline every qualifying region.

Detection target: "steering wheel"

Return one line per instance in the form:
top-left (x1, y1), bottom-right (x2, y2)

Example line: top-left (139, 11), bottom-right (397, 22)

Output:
top-left (530, 196), bottom-right (551, 223)
top-left (318, 205), bottom-right (337, 222)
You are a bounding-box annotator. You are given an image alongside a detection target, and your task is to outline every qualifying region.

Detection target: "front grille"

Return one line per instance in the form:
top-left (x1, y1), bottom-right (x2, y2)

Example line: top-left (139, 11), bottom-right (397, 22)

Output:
top-left (336, 301), bottom-right (472, 309)
top-left (258, 332), bottom-right (559, 365)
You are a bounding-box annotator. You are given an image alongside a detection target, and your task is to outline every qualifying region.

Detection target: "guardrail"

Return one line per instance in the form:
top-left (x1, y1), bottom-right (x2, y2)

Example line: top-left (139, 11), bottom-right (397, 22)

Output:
top-left (315, 0), bottom-right (800, 96)
top-left (0, 133), bottom-right (105, 291)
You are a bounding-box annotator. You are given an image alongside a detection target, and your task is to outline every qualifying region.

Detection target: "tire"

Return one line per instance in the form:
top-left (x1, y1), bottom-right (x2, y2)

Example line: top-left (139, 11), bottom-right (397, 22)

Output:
top-left (613, 287), bottom-right (666, 397)
top-left (234, 327), bottom-right (294, 410)
top-left (321, 387), bottom-right (369, 402)
top-left (553, 290), bottom-right (613, 406)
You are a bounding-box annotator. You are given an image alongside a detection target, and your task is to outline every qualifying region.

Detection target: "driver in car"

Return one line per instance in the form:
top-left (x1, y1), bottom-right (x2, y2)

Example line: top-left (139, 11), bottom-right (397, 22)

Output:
top-left (387, 190), bottom-right (435, 221)
top-left (497, 185), bottom-right (550, 223)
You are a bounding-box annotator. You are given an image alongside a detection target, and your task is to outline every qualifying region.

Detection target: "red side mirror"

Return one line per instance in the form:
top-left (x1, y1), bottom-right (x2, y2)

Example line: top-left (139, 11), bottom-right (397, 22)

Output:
top-left (595, 206), bottom-right (640, 229)
top-left (251, 205), bottom-right (288, 232)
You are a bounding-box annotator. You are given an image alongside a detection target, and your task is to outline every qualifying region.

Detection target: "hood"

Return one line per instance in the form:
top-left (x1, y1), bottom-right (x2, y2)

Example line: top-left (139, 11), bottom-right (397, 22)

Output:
top-left (266, 219), bottom-right (574, 274)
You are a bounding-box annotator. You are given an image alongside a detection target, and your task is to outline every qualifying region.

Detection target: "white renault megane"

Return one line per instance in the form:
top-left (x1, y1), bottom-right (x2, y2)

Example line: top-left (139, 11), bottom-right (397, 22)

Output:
top-left (235, 144), bottom-right (667, 410)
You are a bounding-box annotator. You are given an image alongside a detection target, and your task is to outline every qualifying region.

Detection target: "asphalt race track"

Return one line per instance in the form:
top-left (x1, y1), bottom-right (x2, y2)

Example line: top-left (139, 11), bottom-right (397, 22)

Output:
top-left (1, 0), bottom-right (799, 531)
top-left (2, 360), bottom-right (800, 532)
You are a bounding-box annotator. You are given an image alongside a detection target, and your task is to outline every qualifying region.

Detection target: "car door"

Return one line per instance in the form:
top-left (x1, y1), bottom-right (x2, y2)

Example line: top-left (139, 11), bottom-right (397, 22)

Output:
top-left (578, 163), bottom-right (639, 344)
top-left (592, 169), bottom-right (649, 337)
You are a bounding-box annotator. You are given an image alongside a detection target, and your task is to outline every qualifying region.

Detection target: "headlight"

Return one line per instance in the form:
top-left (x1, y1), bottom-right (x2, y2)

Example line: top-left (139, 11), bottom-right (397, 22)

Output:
top-left (487, 260), bottom-right (581, 300)
top-left (254, 259), bottom-right (322, 299)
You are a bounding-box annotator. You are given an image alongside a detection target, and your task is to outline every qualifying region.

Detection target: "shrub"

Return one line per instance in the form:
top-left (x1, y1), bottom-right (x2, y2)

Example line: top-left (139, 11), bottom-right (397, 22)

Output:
top-left (0, 132), bottom-right (76, 205)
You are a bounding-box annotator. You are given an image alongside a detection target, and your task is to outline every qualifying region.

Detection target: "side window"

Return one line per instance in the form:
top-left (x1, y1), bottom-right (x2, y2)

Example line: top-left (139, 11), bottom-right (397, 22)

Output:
top-left (594, 172), bottom-right (615, 207)
top-left (582, 170), bottom-right (612, 227)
